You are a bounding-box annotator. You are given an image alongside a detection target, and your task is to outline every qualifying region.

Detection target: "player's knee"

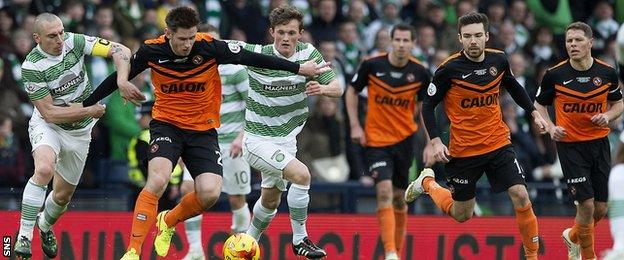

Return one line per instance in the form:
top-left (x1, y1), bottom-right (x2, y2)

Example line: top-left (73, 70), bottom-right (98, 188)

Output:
top-left (291, 169), bottom-right (311, 185)
top-left (228, 195), bottom-right (246, 209)
top-left (454, 213), bottom-right (473, 223)
top-left (508, 185), bottom-right (530, 206)
top-left (376, 190), bottom-right (392, 204)
top-left (34, 163), bottom-right (55, 179)
top-left (392, 196), bottom-right (406, 209)
top-left (262, 196), bottom-right (281, 210)
top-left (180, 180), bottom-right (194, 195)
top-left (52, 190), bottom-right (73, 206)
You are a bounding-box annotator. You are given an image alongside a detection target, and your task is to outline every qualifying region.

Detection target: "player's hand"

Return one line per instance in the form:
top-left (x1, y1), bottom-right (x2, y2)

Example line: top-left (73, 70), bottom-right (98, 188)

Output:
top-left (305, 81), bottom-right (323, 96)
top-left (350, 125), bottom-right (366, 146)
top-left (531, 110), bottom-right (548, 134)
top-left (591, 113), bottom-right (610, 127)
top-left (88, 103), bottom-right (106, 118)
top-left (118, 80), bottom-right (146, 106)
top-left (549, 125), bottom-right (567, 141)
top-left (423, 141), bottom-right (436, 167)
top-left (298, 60), bottom-right (331, 76)
top-left (429, 137), bottom-right (450, 164)
top-left (230, 135), bottom-right (243, 158)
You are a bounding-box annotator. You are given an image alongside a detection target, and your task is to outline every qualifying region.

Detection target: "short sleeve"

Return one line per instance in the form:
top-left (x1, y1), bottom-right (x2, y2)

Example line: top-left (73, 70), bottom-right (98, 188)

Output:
top-left (535, 70), bottom-right (556, 106)
top-left (21, 62), bottom-right (49, 101)
top-left (350, 60), bottom-right (371, 92)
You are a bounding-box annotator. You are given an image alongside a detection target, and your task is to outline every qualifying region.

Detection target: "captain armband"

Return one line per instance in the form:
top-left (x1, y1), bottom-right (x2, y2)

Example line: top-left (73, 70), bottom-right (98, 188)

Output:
top-left (91, 38), bottom-right (112, 57)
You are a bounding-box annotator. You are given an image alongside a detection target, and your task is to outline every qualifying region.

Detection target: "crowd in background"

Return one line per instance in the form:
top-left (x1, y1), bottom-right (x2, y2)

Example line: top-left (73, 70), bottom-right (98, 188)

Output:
top-left (1, 0), bottom-right (624, 207)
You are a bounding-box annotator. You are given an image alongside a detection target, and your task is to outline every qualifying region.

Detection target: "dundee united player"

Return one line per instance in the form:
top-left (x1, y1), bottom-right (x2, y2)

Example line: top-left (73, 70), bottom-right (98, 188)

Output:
top-left (83, 7), bottom-right (330, 260)
top-left (13, 13), bottom-right (143, 259)
top-left (534, 22), bottom-right (623, 260)
top-left (404, 12), bottom-right (547, 260)
top-left (235, 5), bottom-right (341, 259)
top-left (345, 23), bottom-right (430, 260)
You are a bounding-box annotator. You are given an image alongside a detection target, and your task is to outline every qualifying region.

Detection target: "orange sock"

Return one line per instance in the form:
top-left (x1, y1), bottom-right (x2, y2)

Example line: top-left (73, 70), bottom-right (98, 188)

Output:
top-left (377, 206), bottom-right (396, 254)
top-left (514, 203), bottom-right (539, 258)
top-left (129, 189), bottom-right (159, 254)
top-left (576, 221), bottom-right (595, 259)
top-left (424, 177), bottom-right (454, 215)
top-left (164, 192), bottom-right (205, 227)
top-left (570, 215), bottom-right (602, 243)
top-left (394, 207), bottom-right (407, 254)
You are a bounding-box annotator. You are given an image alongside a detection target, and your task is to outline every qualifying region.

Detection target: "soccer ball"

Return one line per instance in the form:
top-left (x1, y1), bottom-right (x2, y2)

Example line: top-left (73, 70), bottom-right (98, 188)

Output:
top-left (223, 233), bottom-right (260, 260)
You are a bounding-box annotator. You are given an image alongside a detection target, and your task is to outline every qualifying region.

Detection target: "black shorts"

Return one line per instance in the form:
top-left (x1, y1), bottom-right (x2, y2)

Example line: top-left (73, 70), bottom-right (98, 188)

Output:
top-left (365, 134), bottom-right (415, 189)
top-left (557, 137), bottom-right (610, 203)
top-left (445, 145), bottom-right (526, 201)
top-left (148, 120), bottom-right (222, 178)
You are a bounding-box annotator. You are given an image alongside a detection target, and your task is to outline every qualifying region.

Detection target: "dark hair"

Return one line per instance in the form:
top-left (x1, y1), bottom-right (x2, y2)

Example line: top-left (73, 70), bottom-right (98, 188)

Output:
top-left (269, 4), bottom-right (304, 30)
top-left (457, 12), bottom-right (489, 34)
top-left (391, 23), bottom-right (416, 41)
top-left (565, 22), bottom-right (593, 39)
top-left (165, 6), bottom-right (200, 32)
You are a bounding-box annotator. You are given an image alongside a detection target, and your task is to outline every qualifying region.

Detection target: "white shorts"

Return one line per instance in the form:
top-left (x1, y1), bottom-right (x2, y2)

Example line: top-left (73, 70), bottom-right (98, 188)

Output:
top-left (28, 115), bottom-right (95, 186)
top-left (243, 137), bottom-right (296, 191)
top-left (182, 147), bottom-right (251, 195)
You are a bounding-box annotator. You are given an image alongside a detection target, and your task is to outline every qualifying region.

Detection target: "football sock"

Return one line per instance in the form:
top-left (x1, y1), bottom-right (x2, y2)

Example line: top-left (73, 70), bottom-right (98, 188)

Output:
top-left (247, 199), bottom-right (277, 241)
top-left (576, 221), bottom-right (596, 259)
top-left (128, 189), bottom-right (158, 254)
top-left (38, 190), bottom-right (68, 232)
top-left (610, 170), bottom-right (624, 252)
top-left (515, 203), bottom-right (539, 258)
top-left (231, 203), bottom-right (251, 233)
top-left (288, 184), bottom-right (310, 245)
top-left (184, 214), bottom-right (203, 251)
top-left (394, 207), bottom-right (408, 254)
top-left (424, 177), bottom-right (454, 215)
top-left (165, 192), bottom-right (204, 227)
top-left (377, 206), bottom-right (396, 254)
top-left (18, 179), bottom-right (47, 240)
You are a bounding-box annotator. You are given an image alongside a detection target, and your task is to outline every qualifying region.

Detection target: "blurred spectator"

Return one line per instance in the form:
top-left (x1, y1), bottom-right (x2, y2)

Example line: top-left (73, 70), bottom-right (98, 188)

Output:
top-left (526, 0), bottom-right (572, 36)
top-left (0, 6), bottom-right (15, 50)
top-left (429, 48), bottom-right (450, 74)
top-left (309, 0), bottom-right (342, 43)
top-left (527, 25), bottom-right (561, 64)
top-left (319, 40), bottom-right (347, 91)
top-left (363, 0), bottom-right (402, 50)
top-left (298, 96), bottom-right (345, 179)
top-left (345, 0), bottom-right (370, 42)
top-left (0, 113), bottom-right (25, 187)
top-left (508, 0), bottom-right (531, 48)
top-left (115, 0), bottom-right (147, 31)
top-left (493, 21), bottom-right (520, 53)
top-left (454, 0), bottom-right (477, 23)
top-left (368, 27), bottom-right (391, 56)
top-left (588, 1), bottom-right (619, 56)
top-left (485, 0), bottom-right (506, 35)
top-left (424, 2), bottom-right (459, 51)
top-left (60, 0), bottom-right (86, 33)
top-left (336, 21), bottom-right (364, 76)
top-left (222, 0), bottom-right (269, 44)
top-left (412, 23), bottom-right (436, 66)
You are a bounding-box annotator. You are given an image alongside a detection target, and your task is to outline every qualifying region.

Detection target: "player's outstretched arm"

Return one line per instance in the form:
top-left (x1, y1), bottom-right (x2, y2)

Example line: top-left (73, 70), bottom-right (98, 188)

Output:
top-left (304, 79), bottom-right (342, 97)
top-left (33, 95), bottom-right (106, 124)
top-left (106, 42), bottom-right (145, 105)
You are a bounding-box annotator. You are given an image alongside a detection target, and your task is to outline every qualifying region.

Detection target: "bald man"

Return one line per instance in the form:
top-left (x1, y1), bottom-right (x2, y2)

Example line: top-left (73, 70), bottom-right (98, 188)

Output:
top-left (13, 13), bottom-right (144, 259)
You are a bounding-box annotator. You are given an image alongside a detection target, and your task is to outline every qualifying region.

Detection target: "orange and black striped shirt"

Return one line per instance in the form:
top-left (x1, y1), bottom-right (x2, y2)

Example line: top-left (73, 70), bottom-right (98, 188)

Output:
top-left (351, 54), bottom-right (430, 147)
top-left (535, 58), bottom-right (622, 142)
top-left (422, 49), bottom-right (535, 157)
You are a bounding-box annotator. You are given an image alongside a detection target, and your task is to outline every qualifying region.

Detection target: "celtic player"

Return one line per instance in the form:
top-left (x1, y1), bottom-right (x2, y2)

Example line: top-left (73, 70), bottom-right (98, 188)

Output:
top-left (14, 13), bottom-right (143, 259)
top-left (239, 5), bottom-right (342, 259)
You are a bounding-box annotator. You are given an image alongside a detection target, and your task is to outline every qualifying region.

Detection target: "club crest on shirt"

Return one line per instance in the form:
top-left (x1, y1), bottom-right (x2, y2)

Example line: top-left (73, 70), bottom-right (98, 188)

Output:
top-left (427, 83), bottom-right (437, 96)
top-left (192, 55), bottom-right (203, 65)
top-left (593, 77), bottom-right (602, 86)
top-left (489, 66), bottom-right (498, 76)
top-left (150, 144), bottom-right (159, 153)
top-left (406, 73), bottom-right (415, 82)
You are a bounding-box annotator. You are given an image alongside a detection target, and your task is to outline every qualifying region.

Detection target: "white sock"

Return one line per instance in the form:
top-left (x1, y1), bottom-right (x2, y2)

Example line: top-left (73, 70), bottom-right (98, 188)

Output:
top-left (609, 165), bottom-right (624, 251)
top-left (246, 199), bottom-right (276, 241)
top-left (38, 191), bottom-right (68, 232)
top-left (231, 203), bottom-right (251, 233)
top-left (184, 214), bottom-right (203, 251)
top-left (288, 184), bottom-right (310, 245)
top-left (18, 179), bottom-right (47, 240)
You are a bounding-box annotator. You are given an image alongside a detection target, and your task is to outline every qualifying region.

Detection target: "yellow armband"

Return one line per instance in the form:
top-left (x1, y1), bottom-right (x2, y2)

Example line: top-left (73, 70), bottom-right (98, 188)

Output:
top-left (91, 38), bottom-right (112, 57)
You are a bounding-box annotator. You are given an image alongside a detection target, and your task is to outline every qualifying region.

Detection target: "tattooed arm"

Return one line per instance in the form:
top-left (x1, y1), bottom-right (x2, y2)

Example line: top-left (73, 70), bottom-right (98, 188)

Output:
top-left (107, 42), bottom-right (145, 105)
